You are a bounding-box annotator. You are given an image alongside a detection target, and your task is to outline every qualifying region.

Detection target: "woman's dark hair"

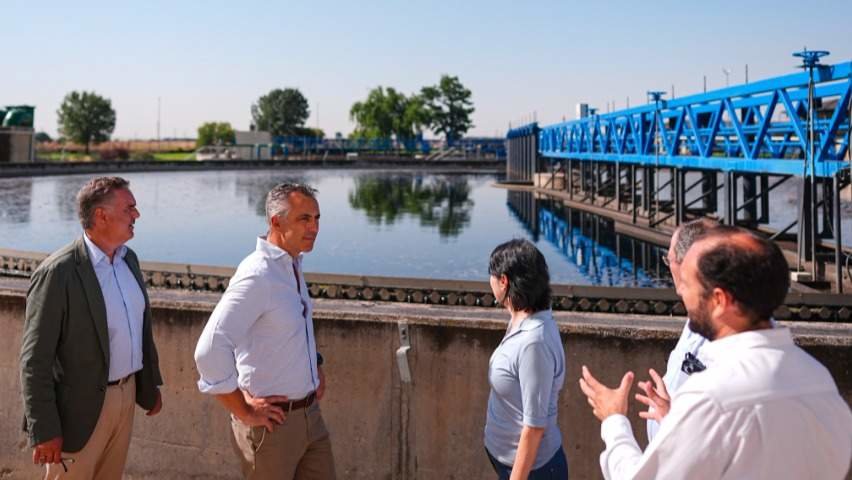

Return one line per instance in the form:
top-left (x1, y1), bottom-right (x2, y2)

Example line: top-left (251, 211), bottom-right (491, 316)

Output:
top-left (488, 239), bottom-right (551, 312)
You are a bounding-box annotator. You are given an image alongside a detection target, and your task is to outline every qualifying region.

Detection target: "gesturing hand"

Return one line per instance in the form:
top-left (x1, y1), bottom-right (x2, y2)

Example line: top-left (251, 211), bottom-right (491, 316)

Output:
top-left (635, 368), bottom-right (671, 422)
top-left (579, 365), bottom-right (635, 422)
top-left (240, 390), bottom-right (289, 432)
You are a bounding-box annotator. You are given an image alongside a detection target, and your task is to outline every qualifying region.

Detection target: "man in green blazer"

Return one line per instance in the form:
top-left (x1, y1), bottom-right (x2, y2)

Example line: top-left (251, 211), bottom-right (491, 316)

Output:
top-left (20, 176), bottom-right (163, 479)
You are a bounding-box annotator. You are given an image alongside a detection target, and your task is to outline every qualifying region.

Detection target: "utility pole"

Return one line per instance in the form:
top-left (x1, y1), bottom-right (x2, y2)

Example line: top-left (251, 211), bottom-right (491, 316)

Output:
top-left (647, 90), bottom-right (667, 224)
top-left (703, 75), bottom-right (707, 93)
top-left (723, 68), bottom-right (731, 87)
top-left (745, 64), bottom-right (749, 84)
top-left (156, 96), bottom-right (161, 150)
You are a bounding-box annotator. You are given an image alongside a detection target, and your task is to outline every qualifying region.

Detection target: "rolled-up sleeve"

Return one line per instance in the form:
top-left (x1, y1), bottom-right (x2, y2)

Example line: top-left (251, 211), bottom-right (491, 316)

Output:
top-left (194, 272), bottom-right (268, 394)
top-left (518, 341), bottom-right (555, 428)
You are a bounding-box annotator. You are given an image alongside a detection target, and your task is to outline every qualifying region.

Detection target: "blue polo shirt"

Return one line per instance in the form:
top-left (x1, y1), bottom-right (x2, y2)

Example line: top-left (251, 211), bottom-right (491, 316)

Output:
top-left (484, 309), bottom-right (566, 469)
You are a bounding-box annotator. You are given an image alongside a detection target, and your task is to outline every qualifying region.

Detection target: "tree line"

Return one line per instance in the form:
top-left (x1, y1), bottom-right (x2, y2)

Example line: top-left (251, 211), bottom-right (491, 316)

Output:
top-left (47, 75), bottom-right (474, 153)
top-left (349, 75), bottom-right (474, 144)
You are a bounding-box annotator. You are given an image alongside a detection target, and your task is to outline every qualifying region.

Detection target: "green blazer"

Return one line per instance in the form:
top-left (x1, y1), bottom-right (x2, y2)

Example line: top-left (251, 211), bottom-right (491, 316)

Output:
top-left (19, 237), bottom-right (163, 452)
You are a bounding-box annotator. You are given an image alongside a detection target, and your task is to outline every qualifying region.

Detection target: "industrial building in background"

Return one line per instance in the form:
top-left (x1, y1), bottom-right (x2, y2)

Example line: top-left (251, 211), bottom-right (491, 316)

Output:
top-left (0, 105), bottom-right (35, 163)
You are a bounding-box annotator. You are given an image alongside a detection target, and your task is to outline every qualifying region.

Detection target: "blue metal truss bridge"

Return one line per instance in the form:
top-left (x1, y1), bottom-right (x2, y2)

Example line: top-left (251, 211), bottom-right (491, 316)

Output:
top-left (536, 60), bottom-right (850, 177)
top-left (504, 50), bottom-right (852, 292)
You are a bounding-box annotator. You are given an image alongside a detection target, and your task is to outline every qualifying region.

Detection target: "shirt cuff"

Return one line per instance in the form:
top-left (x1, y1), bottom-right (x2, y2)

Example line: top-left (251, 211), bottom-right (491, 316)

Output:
top-left (197, 374), bottom-right (239, 395)
top-left (523, 413), bottom-right (548, 428)
top-left (601, 414), bottom-right (633, 444)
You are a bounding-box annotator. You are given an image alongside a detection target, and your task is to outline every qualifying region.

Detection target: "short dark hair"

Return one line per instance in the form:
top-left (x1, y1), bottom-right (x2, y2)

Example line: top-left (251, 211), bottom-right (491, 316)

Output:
top-left (76, 176), bottom-right (130, 229)
top-left (265, 183), bottom-right (318, 221)
top-left (488, 239), bottom-right (551, 312)
top-left (674, 218), bottom-right (719, 263)
top-left (694, 226), bottom-right (789, 322)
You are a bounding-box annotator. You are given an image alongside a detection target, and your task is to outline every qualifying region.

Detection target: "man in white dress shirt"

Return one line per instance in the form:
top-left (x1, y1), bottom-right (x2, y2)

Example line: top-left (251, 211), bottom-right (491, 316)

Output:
top-left (579, 226), bottom-right (852, 479)
top-left (641, 218), bottom-right (718, 442)
top-left (195, 183), bottom-right (334, 479)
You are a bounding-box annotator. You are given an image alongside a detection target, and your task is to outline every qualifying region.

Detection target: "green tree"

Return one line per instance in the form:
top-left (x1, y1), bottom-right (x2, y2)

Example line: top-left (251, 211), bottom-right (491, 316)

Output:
top-left (350, 87), bottom-right (428, 140)
top-left (56, 91), bottom-right (116, 154)
top-left (196, 122), bottom-right (236, 147)
top-left (35, 132), bottom-right (53, 143)
top-left (251, 88), bottom-right (310, 137)
top-left (294, 127), bottom-right (325, 138)
top-left (421, 75), bottom-right (474, 144)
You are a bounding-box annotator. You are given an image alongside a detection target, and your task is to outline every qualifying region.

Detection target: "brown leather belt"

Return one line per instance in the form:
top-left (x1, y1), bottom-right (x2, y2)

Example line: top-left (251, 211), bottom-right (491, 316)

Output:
top-left (274, 392), bottom-right (316, 412)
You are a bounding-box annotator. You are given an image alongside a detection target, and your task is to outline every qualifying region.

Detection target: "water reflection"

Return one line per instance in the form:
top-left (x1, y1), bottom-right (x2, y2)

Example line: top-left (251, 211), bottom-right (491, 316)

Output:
top-left (507, 191), bottom-right (672, 287)
top-left (234, 175), bottom-right (310, 217)
top-left (55, 178), bottom-right (86, 222)
top-left (0, 178), bottom-right (32, 224)
top-left (348, 174), bottom-right (473, 238)
top-left (0, 170), bottom-right (670, 286)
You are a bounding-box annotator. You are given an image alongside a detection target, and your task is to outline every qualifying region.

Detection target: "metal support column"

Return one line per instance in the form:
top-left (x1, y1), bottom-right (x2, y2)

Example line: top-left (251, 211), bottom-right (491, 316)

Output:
top-left (568, 159), bottom-right (574, 199)
top-left (675, 168), bottom-right (684, 225)
top-left (616, 162), bottom-right (622, 212)
top-left (632, 164), bottom-right (638, 224)
top-left (833, 175), bottom-right (844, 293)
top-left (723, 171), bottom-right (734, 225)
top-left (742, 174), bottom-right (757, 227)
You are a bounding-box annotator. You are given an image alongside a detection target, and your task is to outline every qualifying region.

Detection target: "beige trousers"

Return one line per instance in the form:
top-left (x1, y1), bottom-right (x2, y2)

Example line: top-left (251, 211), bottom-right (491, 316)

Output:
top-left (44, 376), bottom-right (136, 480)
top-left (231, 402), bottom-right (336, 480)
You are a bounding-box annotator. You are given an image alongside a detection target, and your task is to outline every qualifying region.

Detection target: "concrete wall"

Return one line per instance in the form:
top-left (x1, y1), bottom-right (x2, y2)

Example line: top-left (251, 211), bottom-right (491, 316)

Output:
top-left (1, 286), bottom-right (850, 479)
top-left (0, 128), bottom-right (34, 163)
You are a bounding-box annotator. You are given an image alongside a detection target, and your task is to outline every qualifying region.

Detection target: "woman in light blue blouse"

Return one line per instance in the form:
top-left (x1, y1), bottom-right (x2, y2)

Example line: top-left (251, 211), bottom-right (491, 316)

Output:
top-left (484, 239), bottom-right (568, 479)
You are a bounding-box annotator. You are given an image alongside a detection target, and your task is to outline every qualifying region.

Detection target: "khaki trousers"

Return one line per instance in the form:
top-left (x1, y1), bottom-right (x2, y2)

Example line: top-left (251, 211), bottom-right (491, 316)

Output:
top-left (45, 376), bottom-right (136, 480)
top-left (231, 402), bottom-right (336, 480)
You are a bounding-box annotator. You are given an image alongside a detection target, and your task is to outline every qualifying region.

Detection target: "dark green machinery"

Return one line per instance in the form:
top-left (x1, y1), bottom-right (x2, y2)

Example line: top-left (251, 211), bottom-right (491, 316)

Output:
top-left (2, 105), bottom-right (35, 128)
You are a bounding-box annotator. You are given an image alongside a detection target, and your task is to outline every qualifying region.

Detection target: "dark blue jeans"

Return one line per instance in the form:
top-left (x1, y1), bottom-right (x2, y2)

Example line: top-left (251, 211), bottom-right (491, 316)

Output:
top-left (486, 446), bottom-right (569, 479)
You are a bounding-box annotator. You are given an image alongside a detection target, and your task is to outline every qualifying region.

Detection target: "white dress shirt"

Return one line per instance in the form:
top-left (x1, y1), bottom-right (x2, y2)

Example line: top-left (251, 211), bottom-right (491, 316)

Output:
top-left (83, 233), bottom-right (145, 382)
top-left (646, 319), bottom-right (706, 441)
top-left (194, 237), bottom-right (319, 399)
top-left (647, 317), bottom-right (778, 442)
top-left (600, 327), bottom-right (852, 480)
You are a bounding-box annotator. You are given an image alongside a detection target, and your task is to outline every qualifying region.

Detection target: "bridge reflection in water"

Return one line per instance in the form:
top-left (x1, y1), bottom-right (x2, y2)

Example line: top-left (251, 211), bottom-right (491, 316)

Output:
top-left (507, 190), bottom-right (672, 288)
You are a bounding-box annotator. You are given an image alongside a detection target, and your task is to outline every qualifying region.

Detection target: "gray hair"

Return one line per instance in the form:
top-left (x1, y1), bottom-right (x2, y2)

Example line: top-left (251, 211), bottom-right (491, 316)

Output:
top-left (674, 218), bottom-right (719, 263)
top-left (265, 183), bottom-right (318, 221)
top-left (675, 218), bottom-right (719, 263)
top-left (76, 176), bottom-right (130, 229)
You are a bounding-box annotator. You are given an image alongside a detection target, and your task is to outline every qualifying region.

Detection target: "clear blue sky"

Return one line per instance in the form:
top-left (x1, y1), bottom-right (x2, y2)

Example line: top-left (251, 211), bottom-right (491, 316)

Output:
top-left (3, 0), bottom-right (851, 140)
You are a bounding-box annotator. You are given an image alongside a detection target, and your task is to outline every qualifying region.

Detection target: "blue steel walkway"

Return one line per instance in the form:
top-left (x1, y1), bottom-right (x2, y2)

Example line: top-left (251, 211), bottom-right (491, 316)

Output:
top-left (533, 59), bottom-right (850, 178)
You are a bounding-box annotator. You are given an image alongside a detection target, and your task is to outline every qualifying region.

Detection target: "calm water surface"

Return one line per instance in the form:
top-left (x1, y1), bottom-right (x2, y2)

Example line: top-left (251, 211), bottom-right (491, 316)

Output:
top-left (0, 169), bottom-right (670, 287)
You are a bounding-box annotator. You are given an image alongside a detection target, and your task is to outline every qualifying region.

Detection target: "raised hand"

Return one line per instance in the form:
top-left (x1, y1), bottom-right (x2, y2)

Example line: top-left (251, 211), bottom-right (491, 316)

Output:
top-left (635, 368), bottom-right (671, 422)
top-left (579, 365), bottom-right (635, 422)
